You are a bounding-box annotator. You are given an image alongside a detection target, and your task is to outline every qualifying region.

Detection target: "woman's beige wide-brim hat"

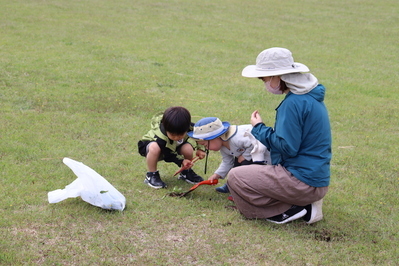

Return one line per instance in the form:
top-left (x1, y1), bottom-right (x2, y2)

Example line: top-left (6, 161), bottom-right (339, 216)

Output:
top-left (242, 47), bottom-right (310, 78)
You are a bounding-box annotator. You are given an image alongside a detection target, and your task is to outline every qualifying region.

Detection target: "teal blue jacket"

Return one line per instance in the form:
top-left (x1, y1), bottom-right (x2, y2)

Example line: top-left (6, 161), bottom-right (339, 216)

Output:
top-left (251, 84), bottom-right (331, 187)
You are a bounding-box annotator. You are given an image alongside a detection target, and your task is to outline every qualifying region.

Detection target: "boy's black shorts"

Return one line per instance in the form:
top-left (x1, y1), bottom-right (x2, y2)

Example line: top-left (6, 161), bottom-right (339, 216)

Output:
top-left (138, 140), bottom-right (190, 156)
top-left (137, 140), bottom-right (190, 167)
top-left (137, 140), bottom-right (151, 157)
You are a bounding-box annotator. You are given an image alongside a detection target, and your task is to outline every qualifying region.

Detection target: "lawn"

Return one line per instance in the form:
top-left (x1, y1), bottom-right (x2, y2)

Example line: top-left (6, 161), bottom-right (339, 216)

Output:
top-left (1, 0), bottom-right (398, 265)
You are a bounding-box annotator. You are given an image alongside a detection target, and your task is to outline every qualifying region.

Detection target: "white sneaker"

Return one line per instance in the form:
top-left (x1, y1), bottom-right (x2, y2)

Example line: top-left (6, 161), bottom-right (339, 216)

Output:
top-left (266, 205), bottom-right (307, 224)
top-left (303, 199), bottom-right (323, 224)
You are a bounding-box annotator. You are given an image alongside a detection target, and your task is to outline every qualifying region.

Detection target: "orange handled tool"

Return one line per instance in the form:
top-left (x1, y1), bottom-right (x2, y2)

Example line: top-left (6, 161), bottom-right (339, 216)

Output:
top-left (179, 179), bottom-right (218, 197)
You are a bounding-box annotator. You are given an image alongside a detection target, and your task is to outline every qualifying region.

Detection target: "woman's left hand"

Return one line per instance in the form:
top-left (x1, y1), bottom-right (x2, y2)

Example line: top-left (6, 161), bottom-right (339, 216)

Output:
top-left (251, 110), bottom-right (263, 126)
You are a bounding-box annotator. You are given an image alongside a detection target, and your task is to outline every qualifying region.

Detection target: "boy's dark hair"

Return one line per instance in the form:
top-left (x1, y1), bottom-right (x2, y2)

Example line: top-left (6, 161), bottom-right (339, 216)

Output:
top-left (162, 106), bottom-right (191, 135)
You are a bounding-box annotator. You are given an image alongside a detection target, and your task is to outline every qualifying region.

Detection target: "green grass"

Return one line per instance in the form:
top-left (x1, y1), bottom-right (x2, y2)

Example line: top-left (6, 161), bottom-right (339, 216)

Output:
top-left (1, 0), bottom-right (399, 265)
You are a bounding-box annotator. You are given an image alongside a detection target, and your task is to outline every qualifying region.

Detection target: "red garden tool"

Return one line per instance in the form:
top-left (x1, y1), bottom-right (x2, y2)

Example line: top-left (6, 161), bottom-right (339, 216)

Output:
top-left (173, 156), bottom-right (200, 176)
top-left (169, 179), bottom-right (218, 197)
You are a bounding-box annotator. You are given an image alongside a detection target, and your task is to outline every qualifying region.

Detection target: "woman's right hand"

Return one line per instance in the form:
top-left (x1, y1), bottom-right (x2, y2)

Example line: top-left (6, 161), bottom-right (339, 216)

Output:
top-left (251, 110), bottom-right (263, 126)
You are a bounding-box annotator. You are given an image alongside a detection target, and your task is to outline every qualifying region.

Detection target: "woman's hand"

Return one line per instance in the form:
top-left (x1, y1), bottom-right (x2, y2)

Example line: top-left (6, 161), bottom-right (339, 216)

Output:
top-left (251, 110), bottom-right (263, 126)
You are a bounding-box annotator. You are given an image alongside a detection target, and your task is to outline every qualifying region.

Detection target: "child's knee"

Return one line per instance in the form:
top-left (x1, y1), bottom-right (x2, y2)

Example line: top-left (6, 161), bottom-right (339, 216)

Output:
top-left (178, 143), bottom-right (194, 155)
top-left (147, 142), bottom-right (161, 155)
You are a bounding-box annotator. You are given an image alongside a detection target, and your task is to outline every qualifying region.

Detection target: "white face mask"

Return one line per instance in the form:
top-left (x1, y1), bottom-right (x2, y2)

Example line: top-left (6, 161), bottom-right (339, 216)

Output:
top-left (264, 77), bottom-right (282, 94)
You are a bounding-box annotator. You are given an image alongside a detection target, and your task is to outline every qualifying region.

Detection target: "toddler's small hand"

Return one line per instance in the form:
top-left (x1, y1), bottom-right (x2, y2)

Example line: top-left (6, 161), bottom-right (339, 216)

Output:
top-left (208, 174), bottom-right (221, 181)
top-left (196, 149), bottom-right (206, 159)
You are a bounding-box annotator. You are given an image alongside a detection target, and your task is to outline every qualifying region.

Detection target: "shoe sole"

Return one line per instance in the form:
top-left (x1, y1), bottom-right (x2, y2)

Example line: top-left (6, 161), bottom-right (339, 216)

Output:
top-left (144, 179), bottom-right (166, 189)
top-left (178, 176), bottom-right (202, 185)
top-left (267, 209), bottom-right (307, 224)
top-left (306, 199), bottom-right (323, 224)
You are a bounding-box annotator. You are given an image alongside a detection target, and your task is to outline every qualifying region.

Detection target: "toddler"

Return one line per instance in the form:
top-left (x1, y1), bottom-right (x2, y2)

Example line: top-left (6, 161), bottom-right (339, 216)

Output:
top-left (187, 117), bottom-right (270, 193)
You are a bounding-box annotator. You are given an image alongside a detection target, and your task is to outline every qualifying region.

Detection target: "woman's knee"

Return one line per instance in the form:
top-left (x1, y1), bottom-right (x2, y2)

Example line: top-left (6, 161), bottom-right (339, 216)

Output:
top-left (228, 165), bottom-right (249, 179)
top-left (227, 168), bottom-right (240, 187)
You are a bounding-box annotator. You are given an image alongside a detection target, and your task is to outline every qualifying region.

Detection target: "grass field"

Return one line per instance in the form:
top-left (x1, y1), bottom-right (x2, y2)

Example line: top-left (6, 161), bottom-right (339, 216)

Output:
top-left (1, 0), bottom-right (398, 265)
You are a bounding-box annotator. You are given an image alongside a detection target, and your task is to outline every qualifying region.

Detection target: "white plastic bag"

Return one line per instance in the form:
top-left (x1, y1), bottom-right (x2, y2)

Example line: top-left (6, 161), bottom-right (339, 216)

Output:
top-left (244, 129), bottom-right (271, 164)
top-left (48, 158), bottom-right (126, 211)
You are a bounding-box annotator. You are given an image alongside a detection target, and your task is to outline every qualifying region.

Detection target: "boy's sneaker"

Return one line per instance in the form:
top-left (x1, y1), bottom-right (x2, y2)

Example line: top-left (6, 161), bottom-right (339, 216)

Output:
top-left (266, 205), bottom-right (307, 224)
top-left (178, 169), bottom-right (203, 184)
top-left (303, 199), bottom-right (324, 224)
top-left (216, 183), bottom-right (230, 193)
top-left (144, 171), bottom-right (166, 189)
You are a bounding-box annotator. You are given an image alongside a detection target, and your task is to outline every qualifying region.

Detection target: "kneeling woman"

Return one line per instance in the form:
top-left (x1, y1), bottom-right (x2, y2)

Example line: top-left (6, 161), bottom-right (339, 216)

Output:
top-left (227, 47), bottom-right (332, 224)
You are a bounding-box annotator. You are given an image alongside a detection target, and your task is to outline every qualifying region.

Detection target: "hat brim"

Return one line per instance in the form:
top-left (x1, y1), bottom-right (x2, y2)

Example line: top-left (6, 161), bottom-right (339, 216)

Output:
top-left (242, 62), bottom-right (309, 78)
top-left (187, 122), bottom-right (230, 140)
top-left (220, 125), bottom-right (237, 141)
